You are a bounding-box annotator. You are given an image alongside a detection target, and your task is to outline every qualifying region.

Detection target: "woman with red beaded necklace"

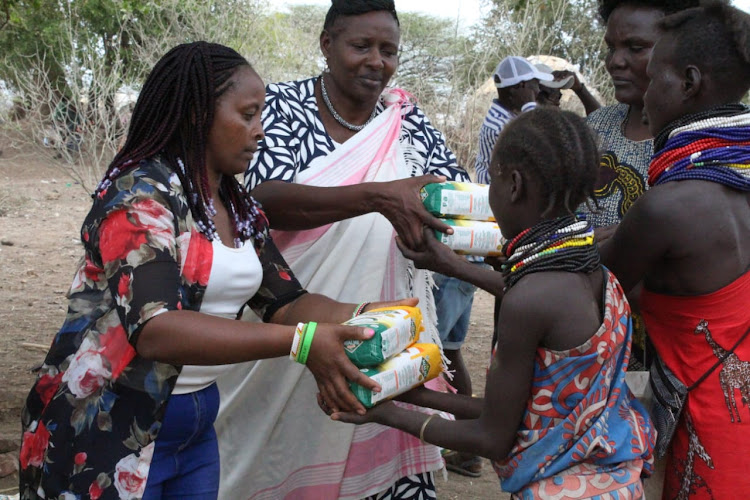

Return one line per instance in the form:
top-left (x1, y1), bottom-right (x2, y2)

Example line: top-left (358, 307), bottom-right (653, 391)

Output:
top-left (601, 3), bottom-right (750, 497)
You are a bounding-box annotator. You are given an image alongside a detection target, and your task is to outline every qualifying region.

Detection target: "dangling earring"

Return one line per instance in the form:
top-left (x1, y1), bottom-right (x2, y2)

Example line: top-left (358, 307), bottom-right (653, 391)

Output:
top-left (324, 58), bottom-right (330, 73)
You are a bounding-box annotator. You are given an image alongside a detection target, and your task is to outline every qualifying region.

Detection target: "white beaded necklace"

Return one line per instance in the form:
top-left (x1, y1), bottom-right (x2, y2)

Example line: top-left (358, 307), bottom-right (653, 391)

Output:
top-left (669, 113), bottom-right (750, 138)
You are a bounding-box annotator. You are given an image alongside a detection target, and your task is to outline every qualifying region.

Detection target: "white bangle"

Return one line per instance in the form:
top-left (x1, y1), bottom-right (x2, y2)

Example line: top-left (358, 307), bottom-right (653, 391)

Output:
top-left (289, 322), bottom-right (306, 361)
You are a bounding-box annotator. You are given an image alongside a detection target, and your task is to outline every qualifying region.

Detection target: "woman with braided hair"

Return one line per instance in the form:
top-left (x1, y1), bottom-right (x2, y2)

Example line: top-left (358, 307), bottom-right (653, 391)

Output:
top-left (331, 107), bottom-right (656, 499)
top-left (17, 41), bottom-right (411, 499)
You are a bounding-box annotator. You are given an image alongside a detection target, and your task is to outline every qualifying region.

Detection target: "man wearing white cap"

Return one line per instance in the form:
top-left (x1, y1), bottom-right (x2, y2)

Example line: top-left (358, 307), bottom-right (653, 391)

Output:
top-left (473, 56), bottom-right (553, 184)
top-left (535, 63), bottom-right (601, 115)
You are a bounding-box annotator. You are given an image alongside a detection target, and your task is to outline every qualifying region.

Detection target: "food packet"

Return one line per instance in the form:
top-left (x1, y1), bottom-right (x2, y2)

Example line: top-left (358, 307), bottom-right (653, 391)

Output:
top-left (421, 181), bottom-right (495, 221)
top-left (349, 343), bottom-right (442, 408)
top-left (342, 306), bottom-right (422, 367)
top-left (434, 219), bottom-right (504, 257)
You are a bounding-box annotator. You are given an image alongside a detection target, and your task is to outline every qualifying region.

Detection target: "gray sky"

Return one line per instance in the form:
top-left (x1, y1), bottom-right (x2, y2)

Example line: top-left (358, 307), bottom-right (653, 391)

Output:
top-left (281, 0), bottom-right (484, 29)
top-left (281, 0), bottom-right (750, 26)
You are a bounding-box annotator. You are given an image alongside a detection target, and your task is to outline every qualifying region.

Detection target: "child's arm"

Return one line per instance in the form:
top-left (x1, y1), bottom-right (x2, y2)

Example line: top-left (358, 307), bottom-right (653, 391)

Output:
top-left (332, 280), bottom-right (547, 461)
top-left (396, 227), bottom-right (506, 297)
top-left (396, 387), bottom-right (484, 419)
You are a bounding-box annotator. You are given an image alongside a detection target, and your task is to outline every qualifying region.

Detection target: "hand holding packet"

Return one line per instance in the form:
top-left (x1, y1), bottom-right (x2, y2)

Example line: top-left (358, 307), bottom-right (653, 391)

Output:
top-left (421, 181), bottom-right (504, 257)
top-left (348, 343), bottom-right (443, 408)
top-left (420, 181), bottom-right (495, 221)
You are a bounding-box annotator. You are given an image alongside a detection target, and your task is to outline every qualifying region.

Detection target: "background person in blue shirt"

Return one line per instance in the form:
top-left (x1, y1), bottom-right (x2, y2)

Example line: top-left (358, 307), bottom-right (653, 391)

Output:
top-left (473, 56), bottom-right (552, 184)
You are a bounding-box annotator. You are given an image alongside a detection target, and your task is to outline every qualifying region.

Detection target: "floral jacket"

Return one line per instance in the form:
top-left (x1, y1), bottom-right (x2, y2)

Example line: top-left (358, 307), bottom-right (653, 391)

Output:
top-left (19, 157), bottom-right (304, 499)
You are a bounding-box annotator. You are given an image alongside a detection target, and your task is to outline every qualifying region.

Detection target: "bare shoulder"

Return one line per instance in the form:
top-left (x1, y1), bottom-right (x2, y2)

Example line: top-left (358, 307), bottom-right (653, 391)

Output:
top-left (614, 183), bottom-right (698, 246)
top-left (635, 181), bottom-right (744, 232)
top-left (501, 273), bottom-right (573, 325)
top-left (628, 183), bottom-right (684, 223)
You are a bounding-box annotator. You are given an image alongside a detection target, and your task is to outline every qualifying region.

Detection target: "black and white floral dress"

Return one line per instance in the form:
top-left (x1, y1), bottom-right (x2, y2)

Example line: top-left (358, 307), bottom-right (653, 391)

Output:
top-left (246, 77), bottom-right (469, 190)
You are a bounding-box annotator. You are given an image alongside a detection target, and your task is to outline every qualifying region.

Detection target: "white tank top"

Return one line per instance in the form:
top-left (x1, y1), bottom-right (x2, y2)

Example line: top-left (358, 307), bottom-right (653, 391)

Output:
top-left (173, 238), bottom-right (263, 394)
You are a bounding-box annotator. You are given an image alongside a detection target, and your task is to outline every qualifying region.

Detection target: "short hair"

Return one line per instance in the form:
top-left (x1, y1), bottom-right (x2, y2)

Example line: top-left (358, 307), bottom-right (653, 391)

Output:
top-left (598, 0), bottom-right (699, 22)
top-left (100, 42), bottom-right (256, 243)
top-left (323, 0), bottom-right (399, 33)
top-left (659, 0), bottom-right (750, 99)
top-left (492, 108), bottom-right (600, 215)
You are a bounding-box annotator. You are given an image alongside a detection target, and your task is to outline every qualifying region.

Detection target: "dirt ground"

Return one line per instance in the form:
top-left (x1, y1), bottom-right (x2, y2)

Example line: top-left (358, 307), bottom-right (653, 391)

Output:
top-left (0, 142), bottom-right (507, 498)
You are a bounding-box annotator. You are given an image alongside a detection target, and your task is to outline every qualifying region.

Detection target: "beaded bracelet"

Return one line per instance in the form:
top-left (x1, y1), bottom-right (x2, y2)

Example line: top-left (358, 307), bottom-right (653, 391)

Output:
top-left (296, 322), bottom-right (317, 365)
top-left (289, 322), bottom-right (307, 362)
top-left (352, 301), bottom-right (371, 318)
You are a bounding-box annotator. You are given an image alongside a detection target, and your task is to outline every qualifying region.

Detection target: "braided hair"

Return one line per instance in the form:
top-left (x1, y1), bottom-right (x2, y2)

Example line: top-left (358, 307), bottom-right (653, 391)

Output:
top-left (492, 108), bottom-right (600, 217)
top-left (96, 42), bottom-right (259, 245)
top-left (660, 0), bottom-right (750, 101)
top-left (598, 0), bottom-right (699, 22)
top-left (323, 0), bottom-right (399, 34)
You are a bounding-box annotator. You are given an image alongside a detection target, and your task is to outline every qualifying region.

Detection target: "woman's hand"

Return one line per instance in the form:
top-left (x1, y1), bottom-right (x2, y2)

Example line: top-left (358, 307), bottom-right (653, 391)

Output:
top-left (395, 226), bottom-right (464, 275)
top-left (553, 70), bottom-right (581, 92)
top-left (306, 324), bottom-right (382, 415)
top-left (378, 175), bottom-right (452, 251)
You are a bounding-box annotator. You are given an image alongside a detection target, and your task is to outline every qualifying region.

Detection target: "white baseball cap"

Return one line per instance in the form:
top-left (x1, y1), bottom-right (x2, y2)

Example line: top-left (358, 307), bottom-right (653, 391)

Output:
top-left (494, 56), bottom-right (554, 89)
top-left (535, 63), bottom-right (575, 90)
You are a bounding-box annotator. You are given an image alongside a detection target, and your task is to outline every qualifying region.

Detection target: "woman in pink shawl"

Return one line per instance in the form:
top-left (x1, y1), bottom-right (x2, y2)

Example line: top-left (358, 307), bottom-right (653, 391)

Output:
top-left (214, 1), bottom-right (470, 499)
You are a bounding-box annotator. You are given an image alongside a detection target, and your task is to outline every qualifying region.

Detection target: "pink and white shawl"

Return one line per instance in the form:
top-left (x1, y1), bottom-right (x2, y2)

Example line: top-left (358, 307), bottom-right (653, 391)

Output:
top-left (215, 89), bottom-right (444, 500)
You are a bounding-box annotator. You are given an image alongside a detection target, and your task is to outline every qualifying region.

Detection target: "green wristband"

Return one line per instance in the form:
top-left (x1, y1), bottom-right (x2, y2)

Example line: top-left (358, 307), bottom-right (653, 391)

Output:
top-left (297, 321), bottom-right (317, 365)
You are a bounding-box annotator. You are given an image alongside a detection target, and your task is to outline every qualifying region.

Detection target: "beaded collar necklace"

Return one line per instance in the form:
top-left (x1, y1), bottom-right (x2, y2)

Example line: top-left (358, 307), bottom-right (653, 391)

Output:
top-left (319, 74), bottom-right (378, 132)
top-left (177, 158), bottom-right (266, 248)
top-left (501, 215), bottom-right (600, 291)
top-left (653, 103), bottom-right (748, 153)
top-left (649, 109), bottom-right (750, 191)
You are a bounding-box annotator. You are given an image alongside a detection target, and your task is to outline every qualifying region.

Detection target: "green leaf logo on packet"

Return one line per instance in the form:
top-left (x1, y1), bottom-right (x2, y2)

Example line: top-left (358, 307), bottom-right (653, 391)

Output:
top-left (419, 357), bottom-right (431, 380)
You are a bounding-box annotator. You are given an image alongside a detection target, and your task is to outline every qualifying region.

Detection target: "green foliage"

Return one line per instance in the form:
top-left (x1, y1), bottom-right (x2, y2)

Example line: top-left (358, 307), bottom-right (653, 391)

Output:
top-left (1, 0), bottom-right (68, 95)
top-left (246, 5), bottom-right (328, 84)
top-left (0, 0), bottom-right (157, 96)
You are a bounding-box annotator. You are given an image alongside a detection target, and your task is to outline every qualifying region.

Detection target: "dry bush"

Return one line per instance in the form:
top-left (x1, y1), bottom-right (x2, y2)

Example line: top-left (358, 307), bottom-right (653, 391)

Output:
top-left (3, 0), bottom-right (273, 193)
top-left (3, 2), bottom-right (135, 192)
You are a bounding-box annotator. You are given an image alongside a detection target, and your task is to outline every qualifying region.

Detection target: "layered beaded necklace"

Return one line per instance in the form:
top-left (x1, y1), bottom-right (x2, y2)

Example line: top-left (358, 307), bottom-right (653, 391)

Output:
top-left (649, 106), bottom-right (750, 191)
top-left (319, 74), bottom-right (378, 131)
top-left (176, 158), bottom-right (266, 248)
top-left (501, 215), bottom-right (600, 291)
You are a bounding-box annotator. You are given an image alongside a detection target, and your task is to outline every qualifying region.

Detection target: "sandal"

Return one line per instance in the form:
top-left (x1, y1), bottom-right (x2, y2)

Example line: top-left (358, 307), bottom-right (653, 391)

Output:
top-left (443, 450), bottom-right (483, 478)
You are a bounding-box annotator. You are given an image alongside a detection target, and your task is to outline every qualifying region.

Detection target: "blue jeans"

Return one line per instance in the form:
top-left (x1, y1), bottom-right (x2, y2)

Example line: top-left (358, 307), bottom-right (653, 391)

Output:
top-left (433, 273), bottom-right (477, 350)
top-left (143, 383), bottom-right (221, 500)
